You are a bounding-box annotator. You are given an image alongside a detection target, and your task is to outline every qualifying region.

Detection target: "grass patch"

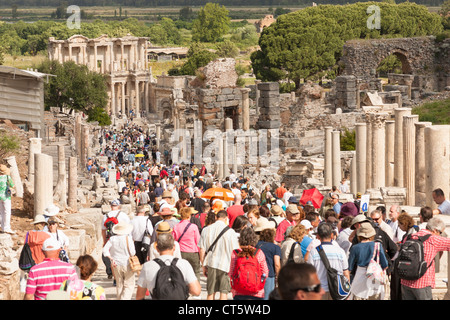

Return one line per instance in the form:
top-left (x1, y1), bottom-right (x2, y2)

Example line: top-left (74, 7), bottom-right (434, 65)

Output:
top-left (3, 54), bottom-right (47, 69)
top-left (412, 98), bottom-right (450, 125)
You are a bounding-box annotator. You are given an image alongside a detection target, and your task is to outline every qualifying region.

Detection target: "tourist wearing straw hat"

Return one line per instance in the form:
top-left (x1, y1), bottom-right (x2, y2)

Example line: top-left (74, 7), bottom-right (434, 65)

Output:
top-left (102, 221), bottom-right (136, 300)
top-left (148, 221), bottom-right (182, 260)
top-left (0, 164), bottom-right (15, 234)
top-left (26, 215), bottom-right (51, 265)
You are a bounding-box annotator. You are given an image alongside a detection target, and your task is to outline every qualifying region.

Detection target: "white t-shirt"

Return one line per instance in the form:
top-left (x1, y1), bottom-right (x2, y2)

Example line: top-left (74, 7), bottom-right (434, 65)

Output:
top-left (137, 254), bottom-right (196, 299)
top-left (131, 215), bottom-right (154, 242)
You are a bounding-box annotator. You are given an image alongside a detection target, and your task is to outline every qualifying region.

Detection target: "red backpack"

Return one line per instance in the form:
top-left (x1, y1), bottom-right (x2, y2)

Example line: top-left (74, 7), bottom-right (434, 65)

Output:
top-left (231, 249), bottom-right (266, 295)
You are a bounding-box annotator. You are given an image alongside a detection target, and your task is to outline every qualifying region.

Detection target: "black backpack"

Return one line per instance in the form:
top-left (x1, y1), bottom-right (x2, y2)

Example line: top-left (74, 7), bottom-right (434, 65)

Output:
top-left (316, 245), bottom-right (351, 300)
top-left (397, 233), bottom-right (432, 280)
top-left (19, 232), bottom-right (36, 271)
top-left (152, 258), bottom-right (189, 300)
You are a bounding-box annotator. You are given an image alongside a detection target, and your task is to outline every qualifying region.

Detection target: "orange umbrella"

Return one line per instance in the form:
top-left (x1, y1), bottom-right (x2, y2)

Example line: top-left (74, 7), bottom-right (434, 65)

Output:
top-left (201, 188), bottom-right (235, 202)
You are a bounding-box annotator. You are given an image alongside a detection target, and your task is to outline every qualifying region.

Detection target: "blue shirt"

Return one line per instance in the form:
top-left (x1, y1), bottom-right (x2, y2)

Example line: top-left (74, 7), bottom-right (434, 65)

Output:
top-left (256, 241), bottom-right (281, 278)
top-left (348, 241), bottom-right (389, 271)
top-left (333, 202), bottom-right (342, 214)
top-left (300, 235), bottom-right (313, 257)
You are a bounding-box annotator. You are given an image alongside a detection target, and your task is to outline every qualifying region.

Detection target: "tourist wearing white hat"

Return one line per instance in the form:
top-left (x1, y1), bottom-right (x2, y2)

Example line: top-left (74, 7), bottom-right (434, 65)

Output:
top-left (0, 164), bottom-right (15, 234)
top-left (101, 199), bottom-right (131, 281)
top-left (42, 204), bottom-right (60, 232)
top-left (102, 221), bottom-right (136, 300)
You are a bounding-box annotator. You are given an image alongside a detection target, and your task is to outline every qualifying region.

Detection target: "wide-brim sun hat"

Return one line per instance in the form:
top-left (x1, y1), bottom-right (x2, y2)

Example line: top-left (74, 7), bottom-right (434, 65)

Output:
top-left (356, 223), bottom-right (376, 238)
top-left (254, 218), bottom-right (276, 232)
top-left (270, 205), bottom-right (283, 216)
top-left (32, 214), bottom-right (48, 225)
top-left (43, 204), bottom-right (60, 217)
top-left (159, 207), bottom-right (174, 216)
top-left (350, 214), bottom-right (371, 230)
top-left (156, 221), bottom-right (172, 233)
top-left (112, 222), bottom-right (133, 235)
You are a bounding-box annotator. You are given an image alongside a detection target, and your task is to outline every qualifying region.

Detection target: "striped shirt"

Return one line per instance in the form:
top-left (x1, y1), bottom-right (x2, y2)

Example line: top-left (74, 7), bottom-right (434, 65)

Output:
top-left (307, 242), bottom-right (349, 292)
top-left (401, 229), bottom-right (450, 289)
top-left (26, 258), bottom-right (77, 300)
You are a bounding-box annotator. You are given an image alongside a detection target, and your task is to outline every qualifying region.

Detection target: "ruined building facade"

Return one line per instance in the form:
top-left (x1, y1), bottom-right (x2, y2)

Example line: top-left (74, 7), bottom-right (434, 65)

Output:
top-left (48, 34), bottom-right (151, 118)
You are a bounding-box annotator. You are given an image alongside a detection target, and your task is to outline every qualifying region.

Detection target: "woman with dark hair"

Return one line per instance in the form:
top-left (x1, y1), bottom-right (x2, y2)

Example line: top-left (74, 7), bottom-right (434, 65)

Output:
top-left (231, 215), bottom-right (250, 241)
top-left (255, 220), bottom-right (281, 300)
top-left (60, 255), bottom-right (106, 300)
top-left (259, 205), bottom-right (271, 219)
top-left (229, 227), bottom-right (269, 300)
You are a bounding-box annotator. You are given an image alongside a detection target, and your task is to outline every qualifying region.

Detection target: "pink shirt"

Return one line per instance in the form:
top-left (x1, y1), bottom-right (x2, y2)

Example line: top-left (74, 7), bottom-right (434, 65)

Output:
top-left (173, 219), bottom-right (200, 253)
top-left (26, 258), bottom-right (77, 300)
top-left (275, 219), bottom-right (297, 243)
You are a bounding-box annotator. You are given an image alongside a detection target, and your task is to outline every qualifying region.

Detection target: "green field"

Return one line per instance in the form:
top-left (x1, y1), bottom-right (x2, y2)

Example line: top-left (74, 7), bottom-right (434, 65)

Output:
top-left (0, 5), bottom-right (302, 22)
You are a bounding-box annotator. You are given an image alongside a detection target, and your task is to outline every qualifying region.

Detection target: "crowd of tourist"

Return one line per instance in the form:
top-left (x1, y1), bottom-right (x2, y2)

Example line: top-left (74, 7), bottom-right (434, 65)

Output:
top-left (15, 122), bottom-right (450, 301)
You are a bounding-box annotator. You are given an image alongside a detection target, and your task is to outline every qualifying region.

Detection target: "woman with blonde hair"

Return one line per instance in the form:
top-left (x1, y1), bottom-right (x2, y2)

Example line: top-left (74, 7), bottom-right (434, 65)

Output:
top-left (280, 224), bottom-right (308, 266)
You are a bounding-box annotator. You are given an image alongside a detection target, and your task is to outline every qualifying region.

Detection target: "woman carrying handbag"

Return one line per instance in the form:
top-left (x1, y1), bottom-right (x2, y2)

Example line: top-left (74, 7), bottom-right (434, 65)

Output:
top-left (348, 223), bottom-right (389, 300)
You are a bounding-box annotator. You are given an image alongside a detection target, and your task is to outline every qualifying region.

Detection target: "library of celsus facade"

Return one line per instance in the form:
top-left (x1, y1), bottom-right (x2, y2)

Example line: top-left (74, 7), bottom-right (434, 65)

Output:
top-left (48, 34), bottom-right (151, 118)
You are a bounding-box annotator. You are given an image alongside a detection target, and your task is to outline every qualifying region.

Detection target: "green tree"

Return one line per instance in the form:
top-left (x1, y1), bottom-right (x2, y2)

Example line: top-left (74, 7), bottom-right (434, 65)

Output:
top-left (440, 0), bottom-right (450, 30)
top-left (0, 46), bottom-right (4, 65)
top-left (191, 3), bottom-right (230, 42)
top-left (215, 40), bottom-right (239, 58)
top-left (178, 49), bottom-right (217, 76)
top-left (179, 6), bottom-right (195, 21)
top-left (0, 131), bottom-right (20, 160)
top-left (37, 60), bottom-right (110, 125)
top-left (11, 5), bottom-right (18, 19)
top-left (340, 128), bottom-right (356, 151)
top-left (251, 2), bottom-right (444, 88)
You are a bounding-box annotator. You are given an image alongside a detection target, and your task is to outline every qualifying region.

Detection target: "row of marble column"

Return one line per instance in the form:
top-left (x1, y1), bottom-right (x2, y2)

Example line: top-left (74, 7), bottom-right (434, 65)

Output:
top-left (352, 107), bottom-right (450, 207)
top-left (27, 138), bottom-right (78, 218)
top-left (110, 79), bottom-right (150, 118)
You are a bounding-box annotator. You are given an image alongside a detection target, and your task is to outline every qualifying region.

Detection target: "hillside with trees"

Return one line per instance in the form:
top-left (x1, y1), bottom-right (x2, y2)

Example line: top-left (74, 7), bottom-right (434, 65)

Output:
top-left (251, 1), bottom-right (445, 88)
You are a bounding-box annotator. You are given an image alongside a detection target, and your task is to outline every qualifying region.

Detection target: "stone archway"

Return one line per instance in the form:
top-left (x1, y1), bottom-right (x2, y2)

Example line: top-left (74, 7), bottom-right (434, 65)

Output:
top-left (340, 36), bottom-right (435, 79)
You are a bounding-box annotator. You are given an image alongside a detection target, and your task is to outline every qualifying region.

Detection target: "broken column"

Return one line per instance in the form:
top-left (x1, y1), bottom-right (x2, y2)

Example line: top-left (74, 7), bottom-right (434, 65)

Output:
top-left (424, 125), bottom-right (450, 209)
top-left (414, 121), bottom-right (432, 206)
top-left (403, 115), bottom-right (419, 205)
top-left (241, 88), bottom-right (250, 131)
top-left (256, 82), bottom-right (280, 130)
top-left (355, 123), bottom-right (367, 194)
top-left (5, 156), bottom-right (23, 198)
top-left (394, 107), bottom-right (412, 187)
top-left (331, 130), bottom-right (341, 187)
top-left (335, 75), bottom-right (358, 111)
top-left (68, 156), bottom-right (77, 211)
top-left (34, 153), bottom-right (53, 217)
top-left (53, 145), bottom-right (67, 208)
top-left (254, 79), bottom-right (261, 116)
top-left (28, 138), bottom-right (42, 185)
top-left (324, 127), bottom-right (333, 188)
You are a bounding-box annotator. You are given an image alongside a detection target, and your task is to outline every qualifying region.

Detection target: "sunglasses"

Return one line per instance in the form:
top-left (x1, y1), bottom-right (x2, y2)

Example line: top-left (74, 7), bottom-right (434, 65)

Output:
top-left (292, 283), bottom-right (322, 293)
